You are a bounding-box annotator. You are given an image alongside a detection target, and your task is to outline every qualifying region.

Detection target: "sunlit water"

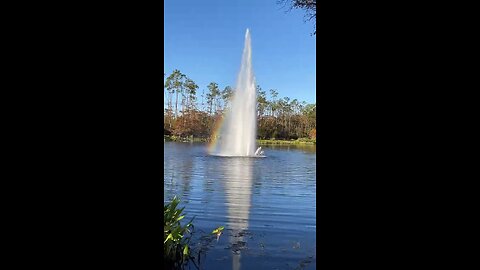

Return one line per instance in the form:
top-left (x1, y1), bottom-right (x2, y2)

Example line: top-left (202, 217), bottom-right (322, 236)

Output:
top-left (164, 142), bottom-right (316, 270)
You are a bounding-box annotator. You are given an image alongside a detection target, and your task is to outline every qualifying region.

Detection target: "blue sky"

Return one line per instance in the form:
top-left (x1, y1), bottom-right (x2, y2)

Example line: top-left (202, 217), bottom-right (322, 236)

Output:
top-left (164, 0), bottom-right (316, 104)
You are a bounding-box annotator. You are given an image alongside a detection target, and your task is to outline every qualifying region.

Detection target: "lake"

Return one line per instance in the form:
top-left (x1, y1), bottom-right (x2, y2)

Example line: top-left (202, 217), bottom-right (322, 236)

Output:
top-left (164, 142), bottom-right (316, 270)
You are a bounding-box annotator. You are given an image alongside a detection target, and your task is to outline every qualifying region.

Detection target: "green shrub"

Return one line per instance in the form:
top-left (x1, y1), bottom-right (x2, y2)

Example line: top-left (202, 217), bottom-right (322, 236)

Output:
top-left (164, 196), bottom-right (194, 269)
top-left (163, 196), bottom-right (226, 269)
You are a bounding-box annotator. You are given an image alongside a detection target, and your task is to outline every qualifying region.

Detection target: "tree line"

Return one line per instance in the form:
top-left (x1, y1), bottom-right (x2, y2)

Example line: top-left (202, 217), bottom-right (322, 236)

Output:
top-left (164, 69), bottom-right (316, 140)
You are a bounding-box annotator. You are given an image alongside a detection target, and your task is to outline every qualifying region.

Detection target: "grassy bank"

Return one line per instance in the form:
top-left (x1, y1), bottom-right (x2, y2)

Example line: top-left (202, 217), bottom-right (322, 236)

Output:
top-left (257, 138), bottom-right (316, 145)
top-left (164, 135), bottom-right (209, 143)
top-left (165, 135), bottom-right (315, 145)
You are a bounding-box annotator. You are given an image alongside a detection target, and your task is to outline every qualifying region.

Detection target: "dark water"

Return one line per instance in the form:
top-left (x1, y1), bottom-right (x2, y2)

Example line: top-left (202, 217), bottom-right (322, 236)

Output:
top-left (164, 142), bottom-right (316, 270)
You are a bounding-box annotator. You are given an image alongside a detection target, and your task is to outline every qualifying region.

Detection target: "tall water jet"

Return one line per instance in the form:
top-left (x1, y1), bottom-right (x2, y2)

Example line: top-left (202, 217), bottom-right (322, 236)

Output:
top-left (209, 29), bottom-right (260, 157)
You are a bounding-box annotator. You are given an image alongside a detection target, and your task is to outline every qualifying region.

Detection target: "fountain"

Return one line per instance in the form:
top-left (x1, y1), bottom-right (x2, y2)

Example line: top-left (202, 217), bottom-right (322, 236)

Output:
top-left (209, 29), bottom-right (264, 157)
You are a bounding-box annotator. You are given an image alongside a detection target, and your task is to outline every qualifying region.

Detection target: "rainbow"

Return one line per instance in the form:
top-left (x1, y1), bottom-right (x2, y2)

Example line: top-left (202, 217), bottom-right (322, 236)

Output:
top-left (207, 114), bottom-right (228, 154)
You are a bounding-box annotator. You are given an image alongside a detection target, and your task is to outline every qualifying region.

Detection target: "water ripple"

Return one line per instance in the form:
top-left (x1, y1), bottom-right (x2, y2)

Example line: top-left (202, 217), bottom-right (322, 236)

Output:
top-left (164, 142), bottom-right (316, 270)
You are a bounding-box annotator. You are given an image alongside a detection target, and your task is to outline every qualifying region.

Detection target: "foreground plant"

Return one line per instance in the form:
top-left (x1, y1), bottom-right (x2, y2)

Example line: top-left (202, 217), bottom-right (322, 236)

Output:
top-left (164, 196), bottom-right (226, 269)
top-left (164, 196), bottom-right (194, 269)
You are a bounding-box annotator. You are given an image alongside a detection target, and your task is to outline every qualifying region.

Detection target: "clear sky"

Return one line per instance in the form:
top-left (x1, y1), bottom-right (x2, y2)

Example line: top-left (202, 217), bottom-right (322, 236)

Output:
top-left (164, 0), bottom-right (316, 104)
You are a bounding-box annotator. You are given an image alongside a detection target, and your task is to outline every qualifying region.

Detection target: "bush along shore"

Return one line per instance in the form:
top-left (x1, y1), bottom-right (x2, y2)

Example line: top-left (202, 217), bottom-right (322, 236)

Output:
top-left (164, 135), bottom-right (315, 145)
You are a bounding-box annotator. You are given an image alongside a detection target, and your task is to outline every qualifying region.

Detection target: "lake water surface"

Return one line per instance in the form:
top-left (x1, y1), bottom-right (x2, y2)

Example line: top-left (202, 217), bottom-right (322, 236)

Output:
top-left (164, 142), bottom-right (316, 270)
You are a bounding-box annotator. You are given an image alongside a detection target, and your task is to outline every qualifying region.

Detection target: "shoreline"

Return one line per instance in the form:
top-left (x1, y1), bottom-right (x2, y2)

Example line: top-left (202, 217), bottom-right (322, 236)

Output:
top-left (164, 135), bottom-right (316, 145)
top-left (257, 139), bottom-right (316, 145)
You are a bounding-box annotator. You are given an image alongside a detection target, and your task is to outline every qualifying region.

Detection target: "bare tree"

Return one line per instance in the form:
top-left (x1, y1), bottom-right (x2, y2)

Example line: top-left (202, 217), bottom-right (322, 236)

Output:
top-left (278, 0), bottom-right (316, 35)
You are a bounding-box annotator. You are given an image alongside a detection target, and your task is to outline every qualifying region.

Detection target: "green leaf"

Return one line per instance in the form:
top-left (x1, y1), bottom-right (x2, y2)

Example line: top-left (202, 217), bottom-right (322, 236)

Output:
top-left (212, 226), bottom-right (225, 234)
top-left (164, 233), bottom-right (173, 244)
top-left (183, 244), bottom-right (189, 256)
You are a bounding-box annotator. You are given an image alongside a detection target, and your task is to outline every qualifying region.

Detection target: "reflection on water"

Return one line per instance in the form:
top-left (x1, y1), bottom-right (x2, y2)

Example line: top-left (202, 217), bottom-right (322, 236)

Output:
top-left (164, 144), bottom-right (196, 202)
top-left (221, 158), bottom-right (253, 270)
